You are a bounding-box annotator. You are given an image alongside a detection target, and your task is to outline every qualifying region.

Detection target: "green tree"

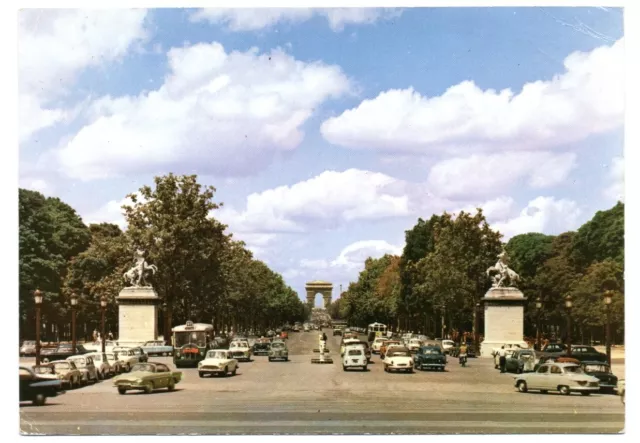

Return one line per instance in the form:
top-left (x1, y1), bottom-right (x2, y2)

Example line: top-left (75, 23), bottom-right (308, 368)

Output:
top-left (572, 202), bottom-right (624, 268)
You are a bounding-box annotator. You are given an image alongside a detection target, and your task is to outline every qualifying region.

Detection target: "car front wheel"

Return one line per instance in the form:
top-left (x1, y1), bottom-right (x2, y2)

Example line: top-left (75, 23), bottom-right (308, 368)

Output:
top-left (33, 394), bottom-right (46, 406)
top-left (559, 385), bottom-right (571, 396)
top-left (118, 387), bottom-right (127, 395)
top-left (517, 381), bottom-right (528, 393)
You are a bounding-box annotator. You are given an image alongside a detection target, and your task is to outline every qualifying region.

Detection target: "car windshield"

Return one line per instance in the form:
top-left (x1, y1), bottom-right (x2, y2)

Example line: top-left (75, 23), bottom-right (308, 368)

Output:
top-left (131, 364), bottom-right (154, 372)
top-left (206, 351), bottom-right (227, 359)
top-left (34, 366), bottom-right (54, 374)
top-left (53, 362), bottom-right (70, 370)
top-left (174, 331), bottom-right (207, 347)
top-left (584, 364), bottom-right (609, 373)
top-left (422, 348), bottom-right (441, 355)
top-left (348, 349), bottom-right (363, 356)
top-left (271, 343), bottom-right (284, 349)
top-left (389, 350), bottom-right (410, 357)
top-left (563, 365), bottom-right (584, 374)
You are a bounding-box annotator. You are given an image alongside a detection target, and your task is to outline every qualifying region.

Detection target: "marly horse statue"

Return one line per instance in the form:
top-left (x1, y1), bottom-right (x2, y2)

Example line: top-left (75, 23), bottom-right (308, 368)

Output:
top-left (486, 251), bottom-right (520, 288)
top-left (123, 249), bottom-right (158, 287)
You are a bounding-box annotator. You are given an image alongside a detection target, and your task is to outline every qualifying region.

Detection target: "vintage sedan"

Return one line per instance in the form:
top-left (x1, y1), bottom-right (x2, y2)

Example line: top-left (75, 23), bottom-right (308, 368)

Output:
top-left (379, 340), bottom-right (403, 359)
top-left (514, 362), bottom-right (600, 395)
top-left (20, 340), bottom-right (37, 357)
top-left (66, 355), bottom-right (99, 384)
top-left (569, 345), bottom-right (608, 363)
top-left (253, 341), bottom-right (271, 356)
top-left (268, 341), bottom-right (289, 362)
top-left (85, 352), bottom-right (113, 379)
top-left (505, 349), bottom-right (538, 373)
top-left (198, 349), bottom-right (239, 377)
top-left (20, 366), bottom-right (65, 406)
top-left (581, 361), bottom-right (618, 393)
top-left (40, 343), bottom-right (91, 362)
top-left (113, 347), bottom-right (142, 371)
top-left (383, 346), bottom-right (414, 373)
top-left (105, 352), bottom-right (125, 374)
top-left (407, 338), bottom-right (424, 354)
top-left (34, 361), bottom-right (83, 389)
top-left (343, 344), bottom-right (368, 371)
top-left (414, 345), bottom-right (447, 371)
top-left (142, 340), bottom-right (174, 357)
top-left (371, 337), bottom-right (386, 354)
top-left (113, 362), bottom-right (182, 394)
top-left (229, 340), bottom-right (252, 362)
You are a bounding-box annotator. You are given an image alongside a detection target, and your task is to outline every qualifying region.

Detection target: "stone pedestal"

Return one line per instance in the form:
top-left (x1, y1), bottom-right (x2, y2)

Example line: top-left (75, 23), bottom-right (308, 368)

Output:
top-left (116, 286), bottom-right (159, 347)
top-left (480, 287), bottom-right (527, 357)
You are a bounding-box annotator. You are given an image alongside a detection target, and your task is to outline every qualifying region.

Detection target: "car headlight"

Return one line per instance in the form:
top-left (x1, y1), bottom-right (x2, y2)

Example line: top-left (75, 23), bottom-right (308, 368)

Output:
top-left (577, 381), bottom-right (588, 386)
top-left (390, 360), bottom-right (394, 365)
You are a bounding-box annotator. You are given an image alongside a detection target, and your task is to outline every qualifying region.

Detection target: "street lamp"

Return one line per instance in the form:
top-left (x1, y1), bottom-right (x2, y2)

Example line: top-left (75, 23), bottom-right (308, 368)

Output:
top-left (34, 289), bottom-right (43, 366)
top-left (474, 302), bottom-right (481, 352)
top-left (100, 296), bottom-right (107, 353)
top-left (70, 293), bottom-right (78, 354)
top-left (565, 294), bottom-right (573, 356)
top-left (535, 296), bottom-right (542, 351)
top-left (603, 290), bottom-right (613, 365)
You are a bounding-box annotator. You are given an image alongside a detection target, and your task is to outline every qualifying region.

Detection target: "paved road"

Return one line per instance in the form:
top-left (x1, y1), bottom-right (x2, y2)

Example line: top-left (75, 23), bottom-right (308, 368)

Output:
top-left (20, 330), bottom-right (625, 435)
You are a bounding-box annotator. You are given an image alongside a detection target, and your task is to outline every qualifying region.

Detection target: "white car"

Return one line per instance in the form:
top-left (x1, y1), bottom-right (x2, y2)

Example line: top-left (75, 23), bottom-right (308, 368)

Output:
top-left (66, 355), bottom-right (99, 384)
top-left (198, 350), bottom-right (239, 377)
top-left (514, 363), bottom-right (600, 395)
top-left (407, 339), bottom-right (424, 353)
top-left (343, 344), bottom-right (368, 371)
top-left (85, 352), bottom-right (113, 379)
top-left (105, 352), bottom-right (125, 374)
top-left (113, 348), bottom-right (141, 372)
top-left (383, 346), bottom-right (414, 373)
top-left (371, 337), bottom-right (386, 354)
top-left (341, 338), bottom-right (361, 356)
top-left (229, 341), bottom-right (252, 362)
top-left (441, 340), bottom-right (456, 354)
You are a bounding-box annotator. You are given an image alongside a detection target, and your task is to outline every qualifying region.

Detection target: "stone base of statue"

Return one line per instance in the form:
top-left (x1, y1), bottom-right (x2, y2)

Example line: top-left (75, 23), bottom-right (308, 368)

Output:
top-left (480, 287), bottom-right (528, 357)
top-left (116, 286), bottom-right (160, 347)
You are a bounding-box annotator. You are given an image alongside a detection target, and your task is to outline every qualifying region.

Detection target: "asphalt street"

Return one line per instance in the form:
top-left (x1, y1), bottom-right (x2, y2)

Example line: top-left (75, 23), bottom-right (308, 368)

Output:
top-left (20, 330), bottom-right (625, 435)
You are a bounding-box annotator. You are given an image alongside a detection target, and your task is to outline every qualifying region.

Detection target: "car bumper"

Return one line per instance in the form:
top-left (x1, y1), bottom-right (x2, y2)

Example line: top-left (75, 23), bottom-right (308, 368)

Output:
top-left (387, 364), bottom-right (413, 370)
top-left (570, 386), bottom-right (601, 392)
top-left (269, 355), bottom-right (288, 359)
top-left (114, 382), bottom-right (145, 390)
top-left (199, 369), bottom-right (225, 374)
top-left (419, 363), bottom-right (445, 369)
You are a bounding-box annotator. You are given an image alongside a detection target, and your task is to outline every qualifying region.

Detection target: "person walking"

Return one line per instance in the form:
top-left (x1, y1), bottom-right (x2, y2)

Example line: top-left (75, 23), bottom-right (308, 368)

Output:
top-left (499, 346), bottom-right (507, 373)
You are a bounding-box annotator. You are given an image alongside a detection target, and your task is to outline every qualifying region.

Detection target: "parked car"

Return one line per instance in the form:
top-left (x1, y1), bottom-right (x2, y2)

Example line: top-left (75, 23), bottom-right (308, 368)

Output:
top-left (40, 343), bottom-right (90, 362)
top-left (441, 340), bottom-right (456, 355)
top-left (67, 355), bottom-right (99, 384)
top-left (85, 352), bottom-right (113, 379)
top-left (129, 347), bottom-right (149, 363)
top-left (113, 362), bottom-right (182, 394)
top-left (198, 349), bottom-right (239, 377)
top-left (34, 361), bottom-right (83, 389)
top-left (229, 340), bottom-right (252, 362)
top-left (20, 340), bottom-right (38, 357)
top-left (569, 345), bottom-right (607, 363)
top-left (407, 338), bottom-right (424, 354)
top-left (383, 346), bottom-right (414, 373)
top-left (414, 345), bottom-right (447, 371)
top-left (268, 341), bottom-right (289, 362)
top-left (580, 361), bottom-right (618, 393)
top-left (505, 349), bottom-right (538, 373)
top-left (371, 337), bottom-right (386, 354)
top-left (343, 343), bottom-right (368, 371)
top-left (83, 340), bottom-right (118, 353)
top-left (113, 347), bottom-right (142, 371)
top-left (19, 366), bottom-right (65, 406)
top-left (514, 362), bottom-right (600, 395)
top-left (141, 340), bottom-right (174, 357)
top-left (105, 352), bottom-right (125, 374)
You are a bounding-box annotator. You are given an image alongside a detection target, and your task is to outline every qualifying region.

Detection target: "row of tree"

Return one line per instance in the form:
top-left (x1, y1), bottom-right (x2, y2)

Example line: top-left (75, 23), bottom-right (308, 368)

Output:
top-left (19, 174), bottom-right (308, 342)
top-left (331, 202), bottom-right (625, 344)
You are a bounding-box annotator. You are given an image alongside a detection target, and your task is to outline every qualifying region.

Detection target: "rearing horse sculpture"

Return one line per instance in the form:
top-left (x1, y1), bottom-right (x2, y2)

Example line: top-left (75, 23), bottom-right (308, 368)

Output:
top-left (123, 249), bottom-right (158, 287)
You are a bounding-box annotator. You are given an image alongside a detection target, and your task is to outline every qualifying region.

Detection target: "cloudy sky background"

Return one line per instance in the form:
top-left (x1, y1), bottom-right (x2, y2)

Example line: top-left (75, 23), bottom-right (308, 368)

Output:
top-left (18, 7), bottom-right (625, 307)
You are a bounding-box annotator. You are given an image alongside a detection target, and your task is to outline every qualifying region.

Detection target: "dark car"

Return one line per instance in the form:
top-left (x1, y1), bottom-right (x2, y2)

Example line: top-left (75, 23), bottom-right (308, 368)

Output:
top-left (253, 341), bottom-right (271, 356)
top-left (41, 344), bottom-right (90, 362)
top-left (413, 346), bottom-right (447, 371)
top-left (570, 345), bottom-right (607, 363)
top-left (19, 366), bottom-right (65, 406)
top-left (581, 361), bottom-right (618, 392)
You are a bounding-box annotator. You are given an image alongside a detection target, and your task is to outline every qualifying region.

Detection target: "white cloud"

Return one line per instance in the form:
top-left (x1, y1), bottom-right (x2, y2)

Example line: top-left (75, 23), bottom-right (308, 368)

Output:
top-left (18, 9), bottom-right (149, 142)
top-left (320, 38), bottom-right (624, 155)
top-left (55, 43), bottom-right (350, 180)
top-left (603, 156), bottom-right (624, 202)
top-left (190, 8), bottom-right (401, 32)
top-left (492, 197), bottom-right (582, 240)
top-left (427, 152), bottom-right (577, 198)
top-left (218, 169), bottom-right (412, 234)
top-left (82, 192), bottom-right (145, 229)
top-left (456, 196), bottom-right (515, 222)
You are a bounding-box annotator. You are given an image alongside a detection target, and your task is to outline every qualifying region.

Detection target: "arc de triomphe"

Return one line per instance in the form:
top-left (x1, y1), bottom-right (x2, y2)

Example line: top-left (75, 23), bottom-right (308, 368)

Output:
top-left (305, 280), bottom-right (333, 310)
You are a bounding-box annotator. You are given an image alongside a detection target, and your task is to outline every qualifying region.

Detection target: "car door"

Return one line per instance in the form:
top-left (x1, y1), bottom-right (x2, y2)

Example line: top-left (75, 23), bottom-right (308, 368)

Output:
top-left (19, 368), bottom-right (34, 400)
top-left (155, 364), bottom-right (169, 387)
top-left (548, 364), bottom-right (563, 389)
top-left (529, 365), bottom-right (549, 389)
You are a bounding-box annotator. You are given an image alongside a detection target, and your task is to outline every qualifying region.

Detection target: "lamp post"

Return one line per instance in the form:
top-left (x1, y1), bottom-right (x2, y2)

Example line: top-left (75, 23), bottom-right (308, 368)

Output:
top-left (565, 294), bottom-right (573, 356)
top-left (603, 290), bottom-right (613, 365)
top-left (100, 296), bottom-right (107, 353)
top-left (474, 302), bottom-right (481, 352)
top-left (70, 293), bottom-right (78, 354)
top-left (535, 296), bottom-right (542, 351)
top-left (34, 289), bottom-right (43, 366)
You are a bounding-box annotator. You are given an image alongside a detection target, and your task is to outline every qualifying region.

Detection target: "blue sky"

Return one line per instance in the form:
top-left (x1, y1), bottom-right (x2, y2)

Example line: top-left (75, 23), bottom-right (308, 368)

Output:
top-left (18, 7), bottom-right (625, 307)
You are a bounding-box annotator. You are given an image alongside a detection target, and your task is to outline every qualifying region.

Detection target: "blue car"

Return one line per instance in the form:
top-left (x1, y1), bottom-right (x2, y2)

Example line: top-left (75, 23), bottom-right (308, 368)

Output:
top-left (141, 340), bottom-right (174, 357)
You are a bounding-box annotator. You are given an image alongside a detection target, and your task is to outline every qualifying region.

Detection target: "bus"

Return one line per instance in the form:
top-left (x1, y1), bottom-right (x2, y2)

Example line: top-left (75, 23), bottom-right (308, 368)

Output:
top-left (172, 321), bottom-right (214, 367)
top-left (367, 322), bottom-right (388, 342)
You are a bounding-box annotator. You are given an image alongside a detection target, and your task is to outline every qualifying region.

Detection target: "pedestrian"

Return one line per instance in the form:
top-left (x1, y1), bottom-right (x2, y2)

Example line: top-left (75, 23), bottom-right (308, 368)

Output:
top-left (322, 332), bottom-right (327, 342)
top-left (499, 346), bottom-right (507, 373)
